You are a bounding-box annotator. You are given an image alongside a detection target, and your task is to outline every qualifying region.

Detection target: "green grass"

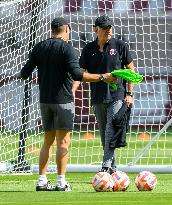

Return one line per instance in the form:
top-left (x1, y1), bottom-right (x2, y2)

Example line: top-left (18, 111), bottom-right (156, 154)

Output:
top-left (0, 173), bottom-right (172, 205)
top-left (0, 130), bottom-right (172, 165)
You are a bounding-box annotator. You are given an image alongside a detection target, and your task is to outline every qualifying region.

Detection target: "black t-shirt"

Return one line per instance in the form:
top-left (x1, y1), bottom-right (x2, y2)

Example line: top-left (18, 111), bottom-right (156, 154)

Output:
top-left (20, 38), bottom-right (83, 103)
top-left (79, 38), bottom-right (133, 104)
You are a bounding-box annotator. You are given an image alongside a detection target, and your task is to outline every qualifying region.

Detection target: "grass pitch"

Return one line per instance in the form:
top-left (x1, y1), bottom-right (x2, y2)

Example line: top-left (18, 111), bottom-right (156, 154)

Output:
top-left (0, 130), bottom-right (172, 204)
top-left (0, 173), bottom-right (172, 205)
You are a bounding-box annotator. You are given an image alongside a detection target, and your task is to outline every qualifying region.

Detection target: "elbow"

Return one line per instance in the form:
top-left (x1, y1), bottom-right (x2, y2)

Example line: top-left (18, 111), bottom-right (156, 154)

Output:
top-left (72, 76), bottom-right (81, 81)
top-left (72, 73), bottom-right (83, 81)
top-left (20, 71), bottom-right (28, 80)
top-left (127, 62), bottom-right (135, 71)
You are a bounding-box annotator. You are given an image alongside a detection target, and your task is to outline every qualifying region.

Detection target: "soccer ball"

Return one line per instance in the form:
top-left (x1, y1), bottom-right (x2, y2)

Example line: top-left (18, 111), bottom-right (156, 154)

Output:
top-left (135, 171), bottom-right (157, 191)
top-left (111, 171), bottom-right (130, 191)
top-left (92, 172), bottom-right (114, 192)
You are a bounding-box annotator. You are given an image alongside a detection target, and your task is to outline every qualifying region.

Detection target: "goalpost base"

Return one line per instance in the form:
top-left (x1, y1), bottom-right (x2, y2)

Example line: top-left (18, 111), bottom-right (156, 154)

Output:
top-left (0, 163), bottom-right (172, 173)
top-left (31, 164), bottom-right (172, 173)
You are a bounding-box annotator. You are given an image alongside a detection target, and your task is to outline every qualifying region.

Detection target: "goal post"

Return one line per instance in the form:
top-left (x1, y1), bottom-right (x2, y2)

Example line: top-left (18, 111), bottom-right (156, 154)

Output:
top-left (0, 0), bottom-right (172, 174)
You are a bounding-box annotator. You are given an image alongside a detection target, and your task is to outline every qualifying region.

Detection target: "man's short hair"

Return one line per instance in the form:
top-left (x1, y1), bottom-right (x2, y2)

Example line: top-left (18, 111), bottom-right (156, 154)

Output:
top-left (51, 17), bottom-right (71, 32)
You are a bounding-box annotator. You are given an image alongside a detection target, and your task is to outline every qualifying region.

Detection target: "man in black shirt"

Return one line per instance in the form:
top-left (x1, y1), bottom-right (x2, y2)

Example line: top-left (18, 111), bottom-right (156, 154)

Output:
top-left (79, 15), bottom-right (135, 174)
top-left (20, 17), bottom-right (116, 191)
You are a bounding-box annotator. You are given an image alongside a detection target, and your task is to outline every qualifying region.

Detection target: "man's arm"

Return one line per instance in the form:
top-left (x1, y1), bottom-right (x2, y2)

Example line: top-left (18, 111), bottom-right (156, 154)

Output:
top-left (72, 81), bottom-right (80, 97)
top-left (20, 47), bottom-right (37, 79)
top-left (80, 67), bottom-right (116, 83)
top-left (122, 42), bottom-right (135, 93)
top-left (72, 68), bottom-right (85, 96)
top-left (125, 62), bottom-right (135, 106)
top-left (72, 66), bottom-right (117, 96)
top-left (126, 62), bottom-right (135, 93)
top-left (65, 44), bottom-right (116, 83)
top-left (20, 59), bottom-right (36, 79)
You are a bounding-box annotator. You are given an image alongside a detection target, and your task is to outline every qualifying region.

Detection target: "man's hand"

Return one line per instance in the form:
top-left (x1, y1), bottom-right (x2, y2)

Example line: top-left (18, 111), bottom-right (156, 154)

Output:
top-left (124, 95), bottom-right (133, 107)
top-left (103, 73), bottom-right (117, 84)
top-left (72, 81), bottom-right (80, 97)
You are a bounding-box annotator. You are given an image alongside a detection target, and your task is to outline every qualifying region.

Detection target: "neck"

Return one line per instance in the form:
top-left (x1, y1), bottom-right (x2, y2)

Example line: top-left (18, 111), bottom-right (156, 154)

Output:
top-left (52, 34), bottom-right (66, 42)
top-left (97, 38), bottom-right (108, 50)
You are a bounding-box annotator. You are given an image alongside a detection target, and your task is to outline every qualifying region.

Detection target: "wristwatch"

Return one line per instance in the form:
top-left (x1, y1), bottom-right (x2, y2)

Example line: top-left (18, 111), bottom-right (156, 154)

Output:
top-left (99, 74), bottom-right (105, 82)
top-left (126, 91), bottom-right (133, 97)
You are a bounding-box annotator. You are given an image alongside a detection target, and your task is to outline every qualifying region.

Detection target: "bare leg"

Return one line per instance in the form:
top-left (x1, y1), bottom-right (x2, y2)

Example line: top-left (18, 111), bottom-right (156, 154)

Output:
top-left (39, 130), bottom-right (56, 175)
top-left (56, 130), bottom-right (71, 175)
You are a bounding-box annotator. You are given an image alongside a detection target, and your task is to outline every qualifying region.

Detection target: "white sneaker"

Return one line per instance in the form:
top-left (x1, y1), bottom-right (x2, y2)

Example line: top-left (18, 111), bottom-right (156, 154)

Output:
top-left (36, 181), bottom-right (55, 191)
top-left (55, 182), bottom-right (72, 192)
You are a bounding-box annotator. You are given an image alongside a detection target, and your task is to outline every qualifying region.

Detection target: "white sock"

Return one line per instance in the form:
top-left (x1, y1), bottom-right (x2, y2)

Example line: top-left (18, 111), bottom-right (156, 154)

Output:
top-left (57, 175), bottom-right (66, 187)
top-left (37, 175), bottom-right (47, 186)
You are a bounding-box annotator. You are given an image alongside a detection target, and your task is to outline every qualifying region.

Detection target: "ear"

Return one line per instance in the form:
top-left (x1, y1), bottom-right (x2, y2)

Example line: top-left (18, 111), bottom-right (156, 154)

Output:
top-left (65, 25), bottom-right (69, 33)
top-left (94, 26), bottom-right (98, 33)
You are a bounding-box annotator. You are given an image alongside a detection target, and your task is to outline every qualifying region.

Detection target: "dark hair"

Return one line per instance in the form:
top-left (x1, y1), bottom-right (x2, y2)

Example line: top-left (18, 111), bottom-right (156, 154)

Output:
top-left (51, 17), bottom-right (70, 34)
top-left (52, 25), bottom-right (66, 34)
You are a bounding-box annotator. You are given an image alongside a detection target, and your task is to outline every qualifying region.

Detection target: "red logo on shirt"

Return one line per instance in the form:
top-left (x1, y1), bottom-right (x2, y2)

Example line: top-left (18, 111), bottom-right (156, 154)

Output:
top-left (109, 49), bottom-right (117, 56)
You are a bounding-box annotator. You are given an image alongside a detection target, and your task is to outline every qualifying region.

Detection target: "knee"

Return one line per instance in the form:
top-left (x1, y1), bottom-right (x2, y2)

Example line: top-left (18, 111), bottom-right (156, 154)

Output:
top-left (43, 141), bottom-right (54, 150)
top-left (43, 131), bottom-right (56, 148)
top-left (57, 139), bottom-right (70, 157)
top-left (43, 138), bottom-right (56, 148)
top-left (58, 138), bottom-right (70, 149)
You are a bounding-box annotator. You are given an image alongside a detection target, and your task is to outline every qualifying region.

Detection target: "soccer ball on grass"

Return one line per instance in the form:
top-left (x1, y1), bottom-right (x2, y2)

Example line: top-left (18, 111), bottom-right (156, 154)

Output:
top-left (111, 171), bottom-right (130, 191)
top-left (135, 171), bottom-right (157, 191)
top-left (92, 172), bottom-right (114, 192)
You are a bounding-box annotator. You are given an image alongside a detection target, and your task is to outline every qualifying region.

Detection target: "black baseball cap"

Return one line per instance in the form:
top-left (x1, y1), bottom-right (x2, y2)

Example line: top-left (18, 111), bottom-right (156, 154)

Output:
top-left (51, 17), bottom-right (71, 30)
top-left (94, 15), bottom-right (113, 28)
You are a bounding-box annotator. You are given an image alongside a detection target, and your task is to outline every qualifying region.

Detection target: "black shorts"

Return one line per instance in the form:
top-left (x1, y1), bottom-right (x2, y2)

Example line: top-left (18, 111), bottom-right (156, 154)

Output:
top-left (40, 102), bottom-right (75, 131)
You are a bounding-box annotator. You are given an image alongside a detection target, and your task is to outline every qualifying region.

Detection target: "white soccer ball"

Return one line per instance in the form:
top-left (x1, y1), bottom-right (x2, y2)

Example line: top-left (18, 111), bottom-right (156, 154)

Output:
top-left (135, 171), bottom-right (157, 191)
top-left (111, 171), bottom-right (130, 191)
top-left (92, 172), bottom-right (114, 192)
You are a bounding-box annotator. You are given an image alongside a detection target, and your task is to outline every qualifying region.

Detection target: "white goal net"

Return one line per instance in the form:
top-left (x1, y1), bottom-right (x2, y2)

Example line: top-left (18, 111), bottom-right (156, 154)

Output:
top-left (0, 0), bottom-right (172, 173)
